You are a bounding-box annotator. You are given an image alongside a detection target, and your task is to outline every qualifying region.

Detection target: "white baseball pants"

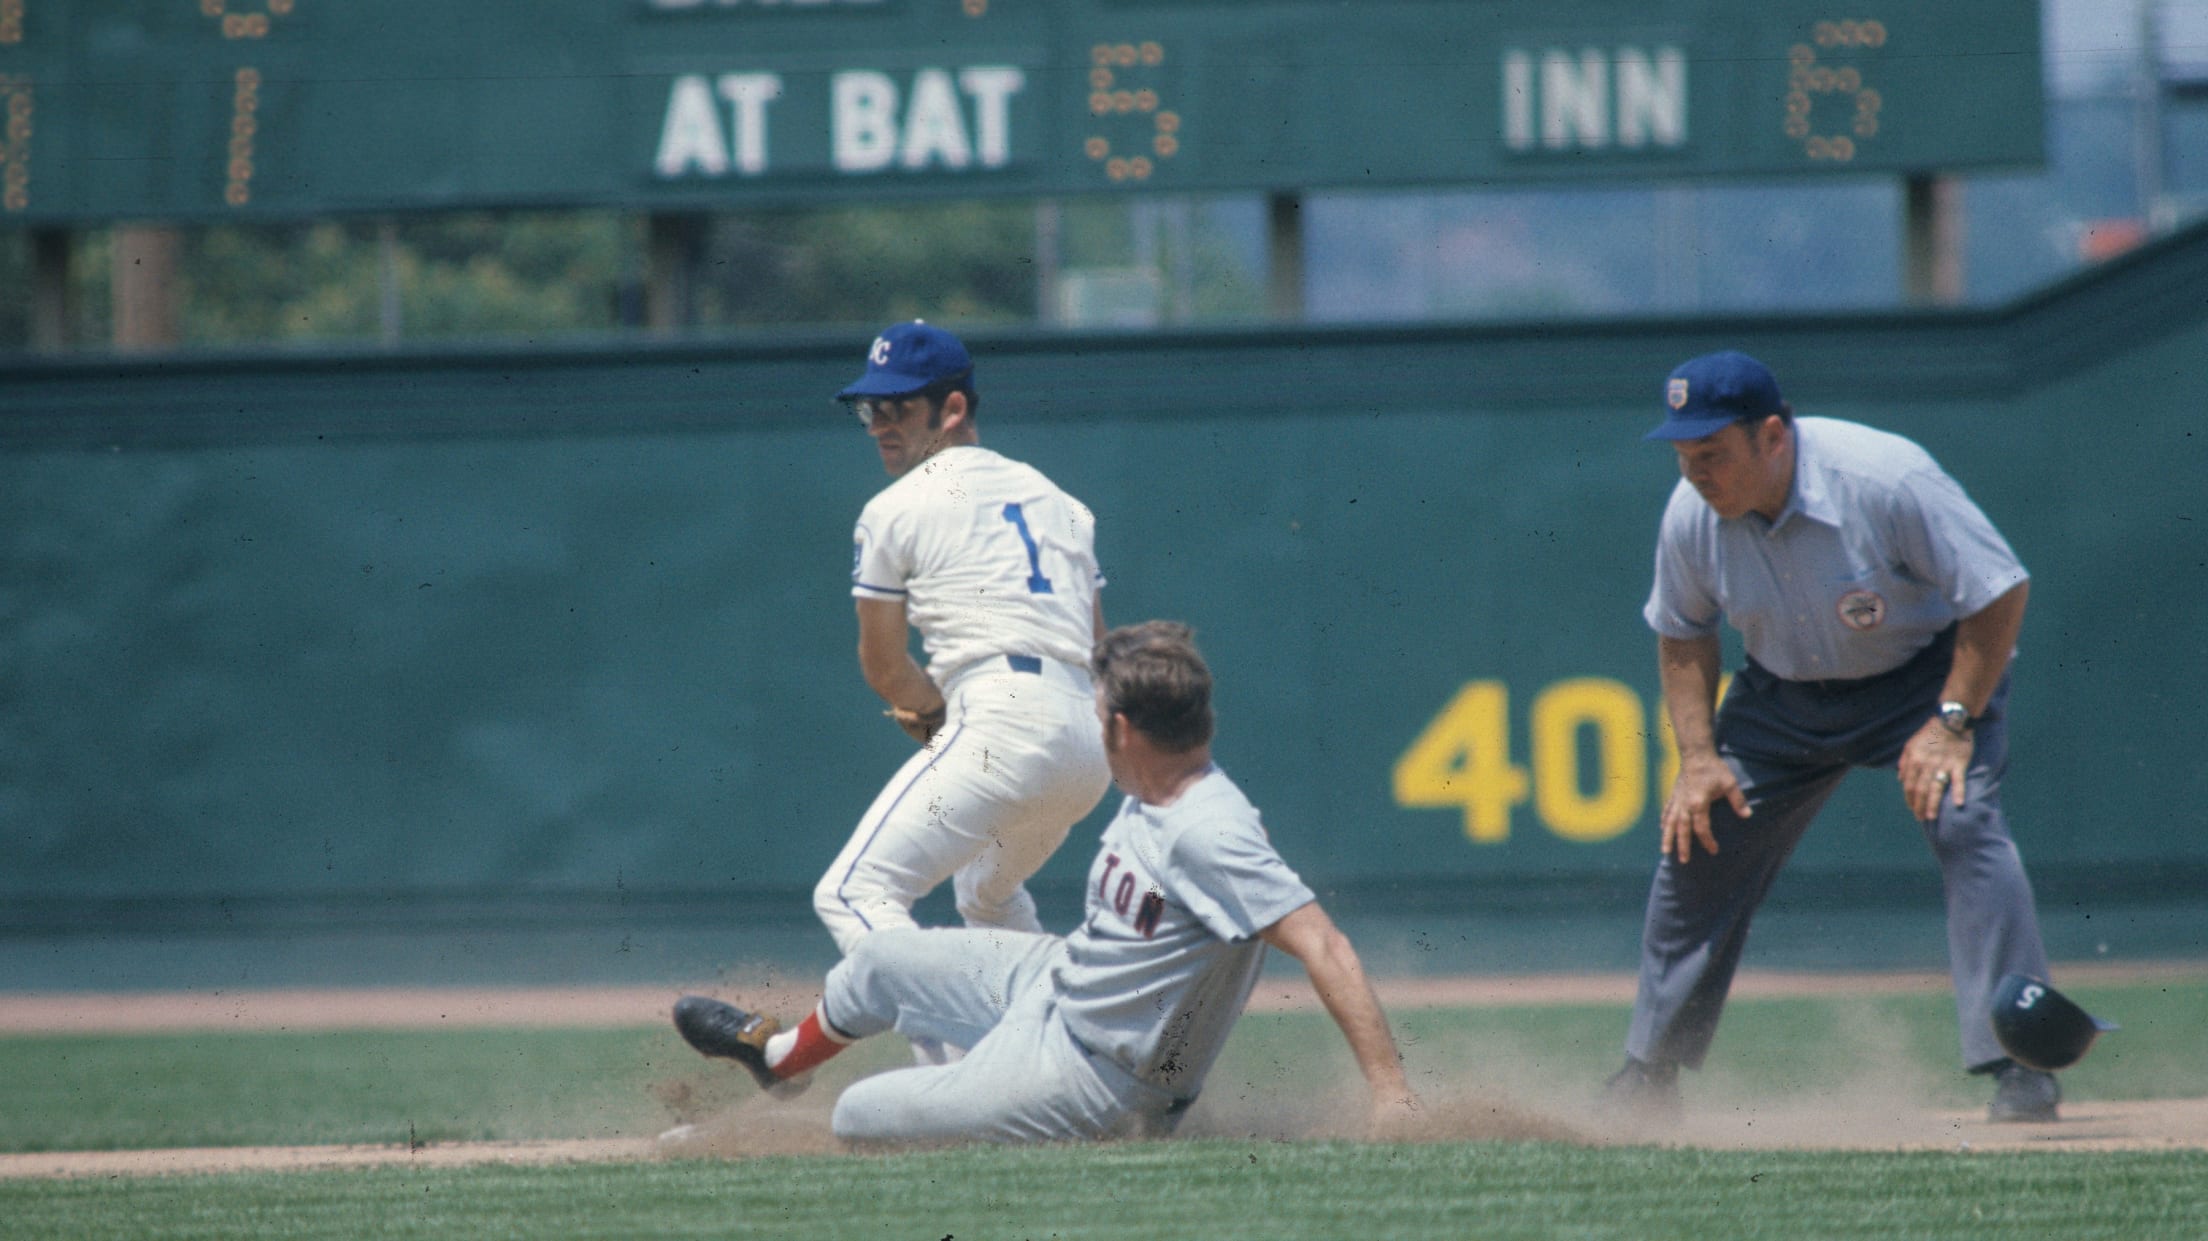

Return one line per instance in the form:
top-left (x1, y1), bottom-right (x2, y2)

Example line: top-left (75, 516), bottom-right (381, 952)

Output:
top-left (814, 655), bottom-right (1110, 954)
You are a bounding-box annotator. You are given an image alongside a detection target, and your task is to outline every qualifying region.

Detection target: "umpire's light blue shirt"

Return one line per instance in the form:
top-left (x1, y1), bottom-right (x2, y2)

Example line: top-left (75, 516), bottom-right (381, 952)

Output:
top-left (1644, 417), bottom-right (2028, 682)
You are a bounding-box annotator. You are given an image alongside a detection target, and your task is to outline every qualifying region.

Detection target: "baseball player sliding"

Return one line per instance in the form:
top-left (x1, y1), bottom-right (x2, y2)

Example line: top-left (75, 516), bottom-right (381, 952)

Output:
top-left (676, 622), bottom-right (1420, 1144)
top-left (815, 321), bottom-right (1111, 956)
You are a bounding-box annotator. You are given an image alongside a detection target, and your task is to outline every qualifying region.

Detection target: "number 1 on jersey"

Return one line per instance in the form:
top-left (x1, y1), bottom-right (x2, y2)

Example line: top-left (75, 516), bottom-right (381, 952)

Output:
top-left (1000, 502), bottom-right (1056, 594)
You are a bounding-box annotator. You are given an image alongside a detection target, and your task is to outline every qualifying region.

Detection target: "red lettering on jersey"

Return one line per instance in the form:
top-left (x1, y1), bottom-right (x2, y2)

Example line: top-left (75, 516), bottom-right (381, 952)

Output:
top-left (1134, 889), bottom-right (1165, 938)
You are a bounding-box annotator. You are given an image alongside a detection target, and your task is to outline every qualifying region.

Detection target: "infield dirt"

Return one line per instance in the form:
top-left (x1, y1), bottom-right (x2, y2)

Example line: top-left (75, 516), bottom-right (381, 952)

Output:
top-left (4, 961), bottom-right (2202, 1179)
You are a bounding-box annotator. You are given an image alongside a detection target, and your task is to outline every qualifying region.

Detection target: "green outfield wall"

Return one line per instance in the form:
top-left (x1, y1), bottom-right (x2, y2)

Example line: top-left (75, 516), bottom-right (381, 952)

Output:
top-left (3, 222), bottom-right (2205, 930)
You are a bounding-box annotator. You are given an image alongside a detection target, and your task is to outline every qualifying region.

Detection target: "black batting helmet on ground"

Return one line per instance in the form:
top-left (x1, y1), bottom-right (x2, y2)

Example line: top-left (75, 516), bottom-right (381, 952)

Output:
top-left (1989, 973), bottom-right (2117, 1071)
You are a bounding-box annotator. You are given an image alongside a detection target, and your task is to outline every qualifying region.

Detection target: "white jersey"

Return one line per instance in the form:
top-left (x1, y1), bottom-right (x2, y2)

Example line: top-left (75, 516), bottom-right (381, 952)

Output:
top-left (851, 445), bottom-right (1103, 685)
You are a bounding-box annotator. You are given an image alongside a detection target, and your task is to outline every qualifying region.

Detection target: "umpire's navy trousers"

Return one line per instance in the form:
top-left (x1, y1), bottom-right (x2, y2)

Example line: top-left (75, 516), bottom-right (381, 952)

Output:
top-left (1626, 629), bottom-right (2052, 1072)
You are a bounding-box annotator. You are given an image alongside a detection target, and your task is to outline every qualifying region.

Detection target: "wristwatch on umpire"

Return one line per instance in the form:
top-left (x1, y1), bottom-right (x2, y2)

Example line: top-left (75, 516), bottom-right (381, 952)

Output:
top-left (1937, 700), bottom-right (1976, 736)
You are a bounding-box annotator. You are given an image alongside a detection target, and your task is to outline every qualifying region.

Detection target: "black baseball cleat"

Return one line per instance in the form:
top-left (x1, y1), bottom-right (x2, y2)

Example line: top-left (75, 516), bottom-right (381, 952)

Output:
top-left (1986, 1060), bottom-right (2061, 1123)
top-left (673, 996), bottom-right (792, 1094)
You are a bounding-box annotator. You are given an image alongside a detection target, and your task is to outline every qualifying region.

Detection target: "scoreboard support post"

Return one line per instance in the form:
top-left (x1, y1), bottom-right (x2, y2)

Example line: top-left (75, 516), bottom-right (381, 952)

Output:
top-left (1267, 191), bottom-right (1306, 321)
top-left (646, 212), bottom-right (708, 334)
top-left (1903, 173), bottom-right (1966, 306)
top-left (29, 226), bottom-right (70, 353)
top-left (111, 225), bottom-right (181, 351)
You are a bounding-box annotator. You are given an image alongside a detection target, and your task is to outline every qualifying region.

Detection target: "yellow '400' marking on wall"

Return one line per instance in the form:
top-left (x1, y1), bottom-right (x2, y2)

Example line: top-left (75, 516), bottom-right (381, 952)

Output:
top-left (1392, 675), bottom-right (1728, 844)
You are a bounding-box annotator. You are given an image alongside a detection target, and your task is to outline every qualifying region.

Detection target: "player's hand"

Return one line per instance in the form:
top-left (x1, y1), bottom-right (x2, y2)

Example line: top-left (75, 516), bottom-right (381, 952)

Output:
top-left (1659, 751), bottom-right (1750, 864)
top-left (1364, 1089), bottom-right (1424, 1140)
top-left (886, 702), bottom-right (947, 745)
top-left (1899, 718), bottom-right (1971, 822)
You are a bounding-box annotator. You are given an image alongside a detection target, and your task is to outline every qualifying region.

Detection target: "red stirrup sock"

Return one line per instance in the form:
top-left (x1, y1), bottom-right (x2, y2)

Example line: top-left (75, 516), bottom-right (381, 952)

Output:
top-left (766, 1004), bottom-right (855, 1079)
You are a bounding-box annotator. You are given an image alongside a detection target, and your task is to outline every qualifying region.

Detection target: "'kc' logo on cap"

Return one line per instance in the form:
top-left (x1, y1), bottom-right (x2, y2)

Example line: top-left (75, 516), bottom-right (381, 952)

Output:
top-left (837, 320), bottom-right (975, 402)
top-left (1667, 378), bottom-right (1689, 410)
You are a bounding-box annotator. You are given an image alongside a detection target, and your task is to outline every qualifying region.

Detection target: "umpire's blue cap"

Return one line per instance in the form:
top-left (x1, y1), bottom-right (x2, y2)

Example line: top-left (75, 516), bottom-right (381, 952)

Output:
top-left (1644, 351), bottom-right (1786, 441)
top-left (837, 321), bottom-right (974, 400)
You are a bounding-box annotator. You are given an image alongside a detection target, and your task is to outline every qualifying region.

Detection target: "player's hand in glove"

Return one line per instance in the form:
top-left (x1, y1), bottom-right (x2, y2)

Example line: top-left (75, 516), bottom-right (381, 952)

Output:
top-left (887, 703), bottom-right (947, 745)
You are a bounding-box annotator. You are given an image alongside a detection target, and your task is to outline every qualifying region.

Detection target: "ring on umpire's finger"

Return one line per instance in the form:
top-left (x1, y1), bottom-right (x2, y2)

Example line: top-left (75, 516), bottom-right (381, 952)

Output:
top-left (1934, 771), bottom-right (1951, 784)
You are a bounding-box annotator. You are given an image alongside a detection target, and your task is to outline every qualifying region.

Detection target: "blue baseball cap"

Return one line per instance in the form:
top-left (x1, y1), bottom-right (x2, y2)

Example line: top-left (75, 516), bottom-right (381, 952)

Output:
top-left (836, 321), bottom-right (974, 400)
top-left (1644, 351), bottom-right (1785, 441)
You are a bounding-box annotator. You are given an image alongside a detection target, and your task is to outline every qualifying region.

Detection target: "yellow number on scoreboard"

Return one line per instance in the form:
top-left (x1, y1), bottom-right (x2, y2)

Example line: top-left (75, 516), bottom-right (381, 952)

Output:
top-left (1395, 674), bottom-right (1734, 845)
top-left (1530, 678), bottom-right (1646, 843)
top-left (1392, 680), bottom-right (1530, 844)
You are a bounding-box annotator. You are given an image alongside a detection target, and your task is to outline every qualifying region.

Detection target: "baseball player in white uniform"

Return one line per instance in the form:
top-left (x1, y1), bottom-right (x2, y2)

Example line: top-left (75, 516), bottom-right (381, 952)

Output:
top-left (816, 321), bottom-right (1111, 955)
top-left (674, 622), bottom-right (1420, 1145)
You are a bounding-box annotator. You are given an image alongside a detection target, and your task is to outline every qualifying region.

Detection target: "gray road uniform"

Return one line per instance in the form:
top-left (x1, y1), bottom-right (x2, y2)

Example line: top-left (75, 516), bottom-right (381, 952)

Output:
top-left (822, 767), bottom-right (1314, 1144)
top-left (1631, 417), bottom-right (2052, 1072)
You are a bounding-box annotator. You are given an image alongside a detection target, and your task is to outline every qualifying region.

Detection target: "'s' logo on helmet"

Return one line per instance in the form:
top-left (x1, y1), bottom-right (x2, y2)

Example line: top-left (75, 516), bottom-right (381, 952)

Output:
top-left (869, 336), bottom-right (893, 366)
top-left (1836, 589), bottom-right (1887, 631)
top-left (1667, 378), bottom-right (1689, 410)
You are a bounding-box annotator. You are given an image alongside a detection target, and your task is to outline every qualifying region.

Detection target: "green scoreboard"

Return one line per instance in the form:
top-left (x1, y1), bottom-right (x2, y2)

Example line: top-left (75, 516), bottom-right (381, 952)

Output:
top-left (0, 0), bottom-right (2042, 222)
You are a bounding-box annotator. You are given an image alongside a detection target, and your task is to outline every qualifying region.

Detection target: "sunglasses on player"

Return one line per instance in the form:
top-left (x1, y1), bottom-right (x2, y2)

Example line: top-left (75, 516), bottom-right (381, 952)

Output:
top-left (845, 373), bottom-right (970, 429)
top-left (847, 392), bottom-right (928, 430)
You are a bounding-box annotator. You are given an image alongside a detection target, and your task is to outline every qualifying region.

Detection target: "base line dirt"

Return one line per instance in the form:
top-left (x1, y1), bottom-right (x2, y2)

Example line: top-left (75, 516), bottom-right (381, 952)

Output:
top-left (4, 961), bottom-right (2202, 1178)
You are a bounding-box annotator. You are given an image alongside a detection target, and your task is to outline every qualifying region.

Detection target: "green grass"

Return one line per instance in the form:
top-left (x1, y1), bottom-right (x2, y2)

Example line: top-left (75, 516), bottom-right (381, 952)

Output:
top-left (1, 976), bottom-right (2201, 1241)
top-left (0, 1027), bottom-right (683, 1151)
top-left (0, 1021), bottom-right (939, 1154)
top-left (2, 1142), bottom-right (2203, 1241)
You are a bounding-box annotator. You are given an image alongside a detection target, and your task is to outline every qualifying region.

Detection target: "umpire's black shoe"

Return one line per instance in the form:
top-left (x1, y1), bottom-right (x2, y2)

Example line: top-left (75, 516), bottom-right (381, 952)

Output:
top-left (1986, 1060), bottom-right (2061, 1123)
top-left (673, 996), bottom-right (795, 1095)
top-left (1599, 1057), bottom-right (1682, 1127)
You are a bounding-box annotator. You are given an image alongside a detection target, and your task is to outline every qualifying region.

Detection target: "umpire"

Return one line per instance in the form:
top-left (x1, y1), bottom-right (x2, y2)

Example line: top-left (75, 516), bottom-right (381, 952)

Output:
top-left (1606, 351), bottom-right (2062, 1124)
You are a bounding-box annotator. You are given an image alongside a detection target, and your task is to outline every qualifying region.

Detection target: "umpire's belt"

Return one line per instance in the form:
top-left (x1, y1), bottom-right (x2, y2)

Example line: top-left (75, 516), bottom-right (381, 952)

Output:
top-left (1744, 624), bottom-right (1956, 697)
